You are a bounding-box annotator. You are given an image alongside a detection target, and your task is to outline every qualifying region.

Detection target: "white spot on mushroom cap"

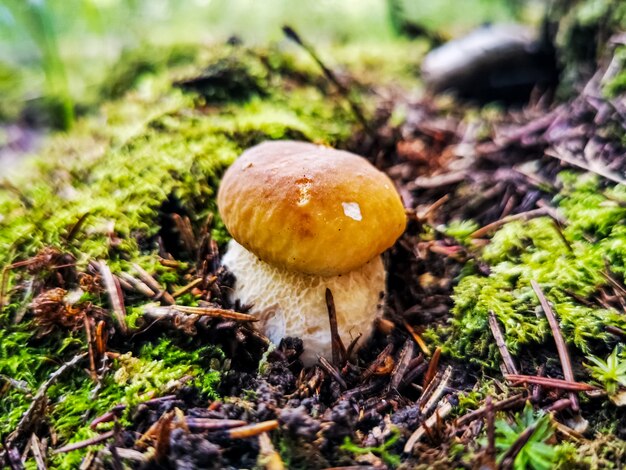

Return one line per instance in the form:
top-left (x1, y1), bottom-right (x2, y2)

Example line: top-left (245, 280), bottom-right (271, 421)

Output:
top-left (296, 178), bottom-right (312, 206)
top-left (342, 202), bottom-right (362, 221)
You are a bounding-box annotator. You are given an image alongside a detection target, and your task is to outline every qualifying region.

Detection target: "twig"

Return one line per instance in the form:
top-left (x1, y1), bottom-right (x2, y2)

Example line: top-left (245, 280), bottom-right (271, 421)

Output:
top-left (118, 272), bottom-right (155, 298)
top-left (318, 356), bottom-right (347, 390)
top-left (5, 446), bottom-right (24, 470)
top-left (505, 374), bottom-right (596, 391)
top-left (545, 145), bottom-right (626, 186)
top-left (53, 431), bottom-right (115, 454)
top-left (362, 344), bottom-right (394, 381)
top-left (500, 422), bottom-right (539, 470)
top-left (423, 346), bottom-right (441, 388)
top-left (186, 418), bottom-right (247, 432)
top-left (96, 447), bottom-right (146, 463)
top-left (83, 317), bottom-right (97, 381)
top-left (403, 400), bottom-right (453, 453)
top-left (90, 395), bottom-right (177, 429)
top-left (325, 289), bottom-right (346, 366)
top-left (133, 263), bottom-right (175, 305)
top-left (29, 434), bottom-right (47, 470)
top-left (258, 432), bottom-right (285, 470)
top-left (172, 278), bottom-right (203, 298)
top-left (470, 208), bottom-right (549, 239)
top-left (531, 280), bottom-right (580, 412)
top-left (403, 320), bottom-right (431, 356)
top-left (145, 304), bottom-right (257, 323)
top-left (389, 339), bottom-right (414, 392)
top-left (171, 213), bottom-right (197, 256)
top-left (485, 396), bottom-right (496, 466)
top-left (487, 311), bottom-right (519, 375)
top-left (456, 394), bottom-right (526, 426)
top-left (64, 213), bottom-right (91, 243)
top-left (225, 420), bottom-right (279, 439)
top-left (97, 261), bottom-right (128, 335)
top-left (419, 366), bottom-right (453, 417)
top-left (401, 358), bottom-right (428, 387)
top-left (282, 26), bottom-right (374, 138)
top-left (545, 398), bottom-right (573, 413)
top-left (6, 353), bottom-right (87, 447)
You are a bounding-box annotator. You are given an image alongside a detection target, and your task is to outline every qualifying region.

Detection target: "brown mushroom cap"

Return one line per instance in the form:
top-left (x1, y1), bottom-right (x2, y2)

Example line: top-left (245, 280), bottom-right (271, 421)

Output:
top-left (217, 141), bottom-right (406, 276)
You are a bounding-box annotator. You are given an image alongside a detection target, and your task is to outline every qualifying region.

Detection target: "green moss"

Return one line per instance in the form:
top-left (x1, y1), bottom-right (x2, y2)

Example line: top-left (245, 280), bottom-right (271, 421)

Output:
top-left (341, 429), bottom-right (402, 467)
top-left (0, 44), bottom-right (361, 466)
top-left (436, 172), bottom-right (626, 368)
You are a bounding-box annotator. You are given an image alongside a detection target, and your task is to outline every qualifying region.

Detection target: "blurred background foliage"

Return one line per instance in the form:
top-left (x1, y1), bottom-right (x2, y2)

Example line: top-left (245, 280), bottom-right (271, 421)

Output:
top-left (0, 0), bottom-right (538, 129)
top-left (0, 0), bottom-right (622, 130)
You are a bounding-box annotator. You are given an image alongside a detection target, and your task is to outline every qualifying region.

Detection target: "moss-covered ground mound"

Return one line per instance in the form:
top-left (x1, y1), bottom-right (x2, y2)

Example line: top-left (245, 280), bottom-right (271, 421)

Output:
top-left (2, 38), bottom-right (626, 469)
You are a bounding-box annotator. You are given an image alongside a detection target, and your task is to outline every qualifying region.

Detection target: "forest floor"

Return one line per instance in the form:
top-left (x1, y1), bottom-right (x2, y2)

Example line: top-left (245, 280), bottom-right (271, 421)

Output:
top-left (1, 34), bottom-right (626, 469)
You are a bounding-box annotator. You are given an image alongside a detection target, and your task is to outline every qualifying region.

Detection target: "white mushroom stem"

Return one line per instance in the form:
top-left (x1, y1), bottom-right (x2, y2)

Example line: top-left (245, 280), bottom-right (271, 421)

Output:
top-left (222, 240), bottom-right (385, 366)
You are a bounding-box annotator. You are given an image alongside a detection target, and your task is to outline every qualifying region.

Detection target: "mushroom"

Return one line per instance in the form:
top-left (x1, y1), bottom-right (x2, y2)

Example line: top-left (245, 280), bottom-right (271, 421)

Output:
top-left (217, 141), bottom-right (406, 365)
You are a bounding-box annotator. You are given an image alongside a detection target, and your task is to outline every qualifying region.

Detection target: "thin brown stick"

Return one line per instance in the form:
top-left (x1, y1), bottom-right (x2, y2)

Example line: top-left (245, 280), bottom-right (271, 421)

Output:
top-left (97, 261), bottom-right (128, 335)
top-left (185, 418), bottom-right (247, 431)
top-left (65, 212), bottom-right (91, 243)
top-left (487, 311), bottom-right (519, 375)
top-left (258, 432), bottom-right (285, 470)
top-left (171, 213), bottom-right (197, 255)
top-left (83, 317), bottom-right (97, 381)
top-left (420, 365), bottom-right (453, 416)
top-left (456, 394), bottom-right (526, 426)
top-left (531, 280), bottom-right (579, 412)
top-left (145, 305), bottom-right (257, 323)
top-left (390, 339), bottom-right (415, 392)
top-left (545, 145), bottom-right (626, 186)
top-left (505, 374), bottom-right (596, 391)
top-left (500, 422), bottom-right (539, 469)
top-left (282, 26), bottom-right (373, 138)
top-left (118, 272), bottom-right (155, 298)
top-left (423, 346), bottom-right (441, 389)
top-left (53, 431), bottom-right (115, 454)
top-left (133, 263), bottom-right (175, 305)
top-left (403, 400), bottom-right (453, 453)
top-left (172, 278), bottom-right (203, 298)
top-left (403, 320), bottom-right (431, 356)
top-left (362, 344), bottom-right (394, 381)
top-left (175, 305), bottom-right (257, 322)
top-left (318, 356), bottom-right (347, 390)
top-left (470, 208), bottom-right (549, 239)
top-left (29, 434), bottom-right (47, 470)
top-left (227, 420), bottom-right (279, 439)
top-left (545, 398), bottom-right (573, 413)
top-left (485, 396), bottom-right (496, 466)
top-left (325, 288), bottom-right (346, 365)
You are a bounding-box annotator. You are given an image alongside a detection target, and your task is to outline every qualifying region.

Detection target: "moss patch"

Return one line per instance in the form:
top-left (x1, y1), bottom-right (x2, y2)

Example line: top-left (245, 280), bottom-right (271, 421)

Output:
top-left (437, 172), bottom-right (626, 369)
top-left (0, 43), bottom-right (360, 465)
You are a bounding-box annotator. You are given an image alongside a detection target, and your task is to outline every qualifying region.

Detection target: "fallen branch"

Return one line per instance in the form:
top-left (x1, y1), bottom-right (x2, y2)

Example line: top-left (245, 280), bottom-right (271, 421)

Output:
top-left (500, 422), bottom-right (539, 470)
top-left (470, 207), bottom-right (550, 239)
top-left (318, 356), bottom-right (347, 390)
top-left (531, 280), bottom-right (580, 412)
top-left (53, 431), bottom-right (115, 454)
top-left (456, 394), bottom-right (526, 426)
top-left (390, 339), bottom-right (415, 392)
top-left (403, 400), bottom-right (453, 453)
top-left (403, 320), bottom-right (431, 356)
top-left (505, 374), bottom-right (596, 391)
top-left (545, 145), bottom-right (626, 186)
top-left (325, 288), bottom-right (346, 366)
top-left (145, 304), bottom-right (257, 323)
top-left (488, 311), bottom-right (519, 375)
top-left (97, 261), bottom-right (128, 335)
